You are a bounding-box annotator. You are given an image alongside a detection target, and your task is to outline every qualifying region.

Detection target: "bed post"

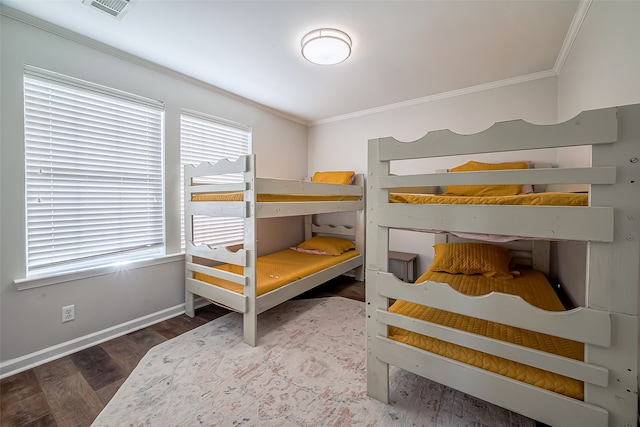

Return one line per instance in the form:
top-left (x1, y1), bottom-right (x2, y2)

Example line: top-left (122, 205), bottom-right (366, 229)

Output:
top-left (531, 240), bottom-right (550, 276)
top-left (354, 173), bottom-right (366, 281)
top-left (304, 215), bottom-right (313, 241)
top-left (366, 138), bottom-right (390, 403)
top-left (584, 104), bottom-right (639, 426)
top-left (354, 208), bottom-right (366, 281)
top-left (184, 165), bottom-right (196, 318)
top-left (243, 155), bottom-right (258, 346)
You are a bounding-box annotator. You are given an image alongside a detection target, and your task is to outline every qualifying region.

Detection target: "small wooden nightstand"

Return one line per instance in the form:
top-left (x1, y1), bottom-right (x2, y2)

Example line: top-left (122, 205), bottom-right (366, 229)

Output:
top-left (388, 250), bottom-right (419, 283)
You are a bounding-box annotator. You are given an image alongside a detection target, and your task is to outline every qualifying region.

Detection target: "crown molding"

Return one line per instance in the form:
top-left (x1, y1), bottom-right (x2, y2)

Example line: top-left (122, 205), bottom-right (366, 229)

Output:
top-left (312, 69), bottom-right (557, 126)
top-left (554, 0), bottom-right (592, 73)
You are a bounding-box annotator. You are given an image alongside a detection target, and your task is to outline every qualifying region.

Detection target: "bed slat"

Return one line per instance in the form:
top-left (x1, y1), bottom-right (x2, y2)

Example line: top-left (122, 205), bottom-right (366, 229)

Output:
top-left (377, 107), bottom-right (617, 161)
top-left (376, 272), bottom-right (611, 347)
top-left (380, 166), bottom-right (616, 188)
top-left (185, 242), bottom-right (247, 266)
top-left (188, 201), bottom-right (248, 218)
top-left (186, 261), bottom-right (247, 286)
top-left (185, 156), bottom-right (249, 176)
top-left (256, 178), bottom-right (363, 196)
top-left (378, 204), bottom-right (613, 242)
top-left (185, 277), bottom-right (247, 313)
top-left (312, 224), bottom-right (357, 237)
top-left (188, 183), bottom-right (247, 193)
top-left (374, 337), bottom-right (609, 427)
top-left (256, 201), bottom-right (363, 218)
top-left (377, 309), bottom-right (608, 386)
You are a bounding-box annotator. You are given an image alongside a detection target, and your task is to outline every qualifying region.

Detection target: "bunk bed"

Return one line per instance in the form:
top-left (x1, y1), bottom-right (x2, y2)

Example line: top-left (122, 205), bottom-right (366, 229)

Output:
top-left (365, 104), bottom-right (640, 427)
top-left (184, 154), bottom-right (364, 346)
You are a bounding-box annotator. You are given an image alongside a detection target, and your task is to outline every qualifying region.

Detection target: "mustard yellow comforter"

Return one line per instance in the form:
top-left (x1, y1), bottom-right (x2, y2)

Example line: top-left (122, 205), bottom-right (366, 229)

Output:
top-left (389, 192), bottom-right (587, 206)
top-left (194, 249), bottom-right (360, 296)
top-left (389, 269), bottom-right (585, 399)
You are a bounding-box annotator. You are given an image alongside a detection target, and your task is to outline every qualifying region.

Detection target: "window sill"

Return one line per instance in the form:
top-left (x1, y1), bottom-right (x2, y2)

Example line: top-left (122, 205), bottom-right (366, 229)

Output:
top-left (14, 253), bottom-right (185, 291)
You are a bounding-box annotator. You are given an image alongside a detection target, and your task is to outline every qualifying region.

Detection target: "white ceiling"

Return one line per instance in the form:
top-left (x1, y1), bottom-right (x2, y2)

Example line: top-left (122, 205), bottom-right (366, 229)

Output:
top-left (2, 0), bottom-right (582, 124)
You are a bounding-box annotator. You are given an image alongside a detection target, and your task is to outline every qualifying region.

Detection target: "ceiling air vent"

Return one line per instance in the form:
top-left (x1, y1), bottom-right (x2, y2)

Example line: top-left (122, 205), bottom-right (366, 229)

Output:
top-left (83, 0), bottom-right (133, 19)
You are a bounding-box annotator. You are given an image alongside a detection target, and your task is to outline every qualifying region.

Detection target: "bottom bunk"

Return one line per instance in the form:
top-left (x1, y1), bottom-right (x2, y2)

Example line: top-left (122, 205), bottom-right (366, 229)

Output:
top-left (389, 268), bottom-right (584, 400)
top-left (367, 242), bottom-right (614, 427)
top-left (185, 230), bottom-right (363, 346)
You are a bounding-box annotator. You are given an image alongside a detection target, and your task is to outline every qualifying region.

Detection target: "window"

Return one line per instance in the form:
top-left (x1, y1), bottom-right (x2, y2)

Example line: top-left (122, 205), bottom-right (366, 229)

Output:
top-left (180, 110), bottom-right (251, 249)
top-left (24, 66), bottom-right (165, 276)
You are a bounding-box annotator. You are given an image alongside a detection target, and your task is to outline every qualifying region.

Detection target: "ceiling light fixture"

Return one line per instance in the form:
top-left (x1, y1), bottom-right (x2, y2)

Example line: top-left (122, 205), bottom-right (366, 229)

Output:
top-left (301, 28), bottom-right (352, 65)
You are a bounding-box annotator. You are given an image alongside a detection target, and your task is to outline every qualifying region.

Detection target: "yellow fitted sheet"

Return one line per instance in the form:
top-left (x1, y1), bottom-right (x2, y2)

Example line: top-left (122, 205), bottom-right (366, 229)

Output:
top-left (388, 269), bottom-right (585, 399)
top-left (194, 248), bottom-right (360, 296)
top-left (192, 192), bottom-right (359, 202)
top-left (389, 192), bottom-right (587, 206)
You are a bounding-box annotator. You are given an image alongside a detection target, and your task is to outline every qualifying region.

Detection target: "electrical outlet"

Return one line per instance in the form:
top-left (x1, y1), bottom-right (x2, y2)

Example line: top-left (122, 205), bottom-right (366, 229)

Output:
top-left (62, 305), bottom-right (75, 323)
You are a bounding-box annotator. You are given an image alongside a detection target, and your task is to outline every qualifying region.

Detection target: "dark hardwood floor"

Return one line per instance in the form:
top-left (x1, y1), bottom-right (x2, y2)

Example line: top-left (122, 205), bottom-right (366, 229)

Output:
top-left (0, 276), bottom-right (365, 427)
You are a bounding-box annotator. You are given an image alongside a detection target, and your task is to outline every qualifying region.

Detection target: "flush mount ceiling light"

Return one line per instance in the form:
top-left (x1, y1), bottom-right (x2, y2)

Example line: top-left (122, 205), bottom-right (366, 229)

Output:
top-left (301, 28), bottom-right (352, 65)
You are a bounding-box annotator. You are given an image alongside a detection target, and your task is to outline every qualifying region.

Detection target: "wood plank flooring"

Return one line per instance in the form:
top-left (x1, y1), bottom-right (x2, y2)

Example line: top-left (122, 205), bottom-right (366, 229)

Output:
top-left (0, 276), bottom-right (364, 427)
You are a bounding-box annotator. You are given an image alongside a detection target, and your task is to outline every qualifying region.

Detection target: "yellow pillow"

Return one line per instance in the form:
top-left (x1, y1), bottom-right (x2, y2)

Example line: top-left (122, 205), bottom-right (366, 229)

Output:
top-left (444, 160), bottom-right (528, 197)
top-left (293, 236), bottom-right (355, 255)
top-left (312, 171), bottom-right (355, 185)
top-left (430, 243), bottom-right (513, 279)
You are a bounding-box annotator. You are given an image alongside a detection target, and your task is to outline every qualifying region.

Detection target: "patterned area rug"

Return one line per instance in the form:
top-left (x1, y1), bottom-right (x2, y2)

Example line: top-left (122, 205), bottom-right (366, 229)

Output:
top-left (92, 297), bottom-right (535, 426)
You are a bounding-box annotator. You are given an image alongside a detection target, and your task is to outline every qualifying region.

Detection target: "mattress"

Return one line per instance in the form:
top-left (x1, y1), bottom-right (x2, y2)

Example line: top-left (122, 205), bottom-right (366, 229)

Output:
top-left (389, 192), bottom-right (587, 206)
top-left (192, 192), bottom-right (359, 202)
top-left (388, 269), bottom-right (585, 399)
top-left (194, 248), bottom-right (360, 296)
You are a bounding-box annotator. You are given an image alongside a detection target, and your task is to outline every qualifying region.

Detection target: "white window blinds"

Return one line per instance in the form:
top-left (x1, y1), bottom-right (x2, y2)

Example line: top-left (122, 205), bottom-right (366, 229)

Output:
top-left (24, 66), bottom-right (165, 275)
top-left (180, 110), bottom-right (251, 249)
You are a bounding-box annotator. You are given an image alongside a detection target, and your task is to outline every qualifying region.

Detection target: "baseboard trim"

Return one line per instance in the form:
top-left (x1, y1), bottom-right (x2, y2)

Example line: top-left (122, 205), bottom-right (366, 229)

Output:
top-left (0, 297), bottom-right (210, 379)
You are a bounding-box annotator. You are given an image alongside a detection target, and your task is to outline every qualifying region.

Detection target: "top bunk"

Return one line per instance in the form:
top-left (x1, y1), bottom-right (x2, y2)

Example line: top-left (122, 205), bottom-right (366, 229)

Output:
top-left (367, 105), bottom-right (640, 243)
top-left (185, 154), bottom-right (364, 219)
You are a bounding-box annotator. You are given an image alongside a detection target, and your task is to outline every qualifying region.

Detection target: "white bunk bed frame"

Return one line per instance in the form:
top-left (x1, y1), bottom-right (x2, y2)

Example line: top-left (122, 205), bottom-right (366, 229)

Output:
top-left (366, 104), bottom-right (639, 427)
top-left (184, 154), bottom-right (364, 346)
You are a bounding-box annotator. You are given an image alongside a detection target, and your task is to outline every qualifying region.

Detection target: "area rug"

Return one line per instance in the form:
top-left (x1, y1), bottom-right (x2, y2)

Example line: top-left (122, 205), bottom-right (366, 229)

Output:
top-left (92, 297), bottom-right (535, 426)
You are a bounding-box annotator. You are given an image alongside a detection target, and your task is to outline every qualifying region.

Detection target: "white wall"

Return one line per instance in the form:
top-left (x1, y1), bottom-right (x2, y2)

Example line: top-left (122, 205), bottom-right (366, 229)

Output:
top-left (309, 77), bottom-right (562, 175)
top-left (308, 77), bottom-right (560, 275)
top-left (0, 14), bottom-right (307, 371)
top-left (557, 0), bottom-right (640, 121)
